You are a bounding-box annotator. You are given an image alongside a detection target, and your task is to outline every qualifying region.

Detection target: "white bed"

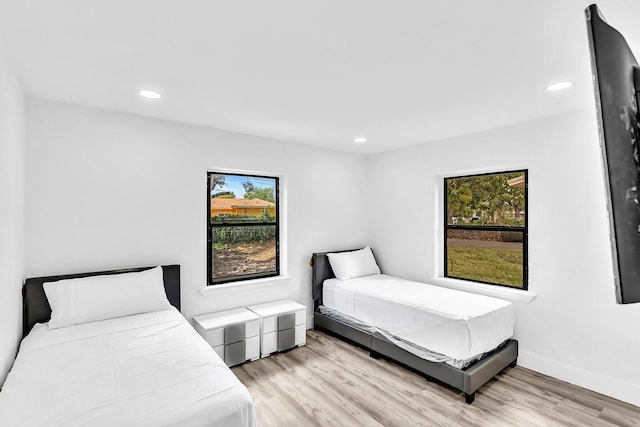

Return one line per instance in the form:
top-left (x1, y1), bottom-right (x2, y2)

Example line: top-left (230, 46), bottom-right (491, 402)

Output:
top-left (2, 264), bottom-right (257, 427)
top-left (313, 248), bottom-right (518, 403)
top-left (323, 274), bottom-right (514, 362)
top-left (0, 307), bottom-right (256, 427)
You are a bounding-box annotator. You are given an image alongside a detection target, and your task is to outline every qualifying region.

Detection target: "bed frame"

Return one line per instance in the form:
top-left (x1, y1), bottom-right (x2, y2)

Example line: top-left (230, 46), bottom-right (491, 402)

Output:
top-left (311, 250), bottom-right (517, 404)
top-left (22, 264), bottom-right (181, 338)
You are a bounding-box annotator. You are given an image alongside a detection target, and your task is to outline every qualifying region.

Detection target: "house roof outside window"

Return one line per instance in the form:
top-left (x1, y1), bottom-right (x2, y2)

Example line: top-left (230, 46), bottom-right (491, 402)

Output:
top-left (210, 198), bottom-right (275, 209)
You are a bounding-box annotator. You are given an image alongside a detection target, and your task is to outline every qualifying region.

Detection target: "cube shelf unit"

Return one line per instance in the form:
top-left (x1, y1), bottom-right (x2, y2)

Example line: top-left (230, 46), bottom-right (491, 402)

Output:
top-left (193, 307), bottom-right (261, 367)
top-left (247, 300), bottom-right (307, 358)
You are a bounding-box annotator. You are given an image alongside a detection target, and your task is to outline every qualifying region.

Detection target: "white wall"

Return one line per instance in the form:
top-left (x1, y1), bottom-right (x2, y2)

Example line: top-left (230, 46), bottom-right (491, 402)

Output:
top-left (367, 109), bottom-right (640, 406)
top-left (0, 51), bottom-right (25, 386)
top-left (25, 98), bottom-right (369, 323)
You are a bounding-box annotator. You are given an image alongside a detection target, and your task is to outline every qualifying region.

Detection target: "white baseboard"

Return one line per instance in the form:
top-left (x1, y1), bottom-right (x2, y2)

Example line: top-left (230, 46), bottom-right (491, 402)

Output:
top-left (519, 350), bottom-right (640, 407)
top-left (306, 315), bottom-right (314, 329)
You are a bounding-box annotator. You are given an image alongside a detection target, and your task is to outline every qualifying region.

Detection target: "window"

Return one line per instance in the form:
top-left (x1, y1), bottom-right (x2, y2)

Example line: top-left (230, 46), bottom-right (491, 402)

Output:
top-left (444, 170), bottom-right (527, 289)
top-left (208, 172), bottom-right (279, 285)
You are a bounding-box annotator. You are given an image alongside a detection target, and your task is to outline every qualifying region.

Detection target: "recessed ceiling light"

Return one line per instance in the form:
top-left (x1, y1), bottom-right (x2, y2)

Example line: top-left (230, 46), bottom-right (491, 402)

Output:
top-left (546, 81), bottom-right (573, 92)
top-left (354, 137), bottom-right (367, 143)
top-left (139, 89), bottom-right (162, 99)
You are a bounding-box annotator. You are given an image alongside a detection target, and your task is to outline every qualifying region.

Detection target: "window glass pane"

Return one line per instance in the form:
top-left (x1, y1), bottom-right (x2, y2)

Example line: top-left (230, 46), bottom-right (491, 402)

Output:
top-left (447, 229), bottom-right (524, 288)
top-left (446, 172), bottom-right (525, 227)
top-left (212, 225), bottom-right (277, 281)
top-left (210, 173), bottom-right (277, 223)
top-left (445, 170), bottom-right (527, 289)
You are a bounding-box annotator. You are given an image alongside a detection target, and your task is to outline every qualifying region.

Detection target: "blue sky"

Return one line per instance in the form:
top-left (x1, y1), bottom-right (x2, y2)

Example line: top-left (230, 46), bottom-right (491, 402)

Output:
top-left (211, 173), bottom-right (275, 198)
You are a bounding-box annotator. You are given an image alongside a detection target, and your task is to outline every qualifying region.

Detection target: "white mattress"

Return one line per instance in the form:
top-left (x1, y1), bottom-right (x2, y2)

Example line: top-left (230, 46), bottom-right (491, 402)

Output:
top-left (323, 274), bottom-right (514, 360)
top-left (0, 308), bottom-right (257, 427)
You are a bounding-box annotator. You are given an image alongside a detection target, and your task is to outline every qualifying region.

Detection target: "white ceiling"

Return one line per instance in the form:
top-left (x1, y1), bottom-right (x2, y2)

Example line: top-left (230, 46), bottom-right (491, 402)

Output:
top-left (1, 0), bottom-right (639, 153)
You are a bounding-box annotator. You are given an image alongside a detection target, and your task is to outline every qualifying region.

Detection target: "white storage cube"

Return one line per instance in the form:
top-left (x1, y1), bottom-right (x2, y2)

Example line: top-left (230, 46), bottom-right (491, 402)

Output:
top-left (247, 300), bottom-right (307, 358)
top-left (193, 307), bottom-right (261, 367)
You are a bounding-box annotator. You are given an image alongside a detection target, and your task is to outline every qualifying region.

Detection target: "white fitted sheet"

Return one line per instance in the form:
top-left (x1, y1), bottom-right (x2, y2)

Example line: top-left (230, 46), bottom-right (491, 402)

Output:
top-left (0, 308), bottom-right (257, 427)
top-left (323, 274), bottom-right (514, 360)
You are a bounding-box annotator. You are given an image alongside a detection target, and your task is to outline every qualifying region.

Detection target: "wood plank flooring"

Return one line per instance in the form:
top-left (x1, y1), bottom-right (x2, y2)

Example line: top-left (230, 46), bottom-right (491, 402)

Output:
top-left (232, 330), bottom-right (640, 427)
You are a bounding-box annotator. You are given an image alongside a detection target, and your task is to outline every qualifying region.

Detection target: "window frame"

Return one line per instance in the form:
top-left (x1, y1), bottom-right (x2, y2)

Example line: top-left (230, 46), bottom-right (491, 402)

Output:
top-left (207, 171), bottom-right (280, 286)
top-left (443, 169), bottom-right (528, 290)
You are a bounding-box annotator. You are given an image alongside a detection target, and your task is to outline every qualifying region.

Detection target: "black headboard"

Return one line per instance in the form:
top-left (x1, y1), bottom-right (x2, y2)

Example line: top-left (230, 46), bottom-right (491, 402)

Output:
top-left (311, 249), bottom-right (365, 310)
top-left (22, 264), bottom-right (181, 338)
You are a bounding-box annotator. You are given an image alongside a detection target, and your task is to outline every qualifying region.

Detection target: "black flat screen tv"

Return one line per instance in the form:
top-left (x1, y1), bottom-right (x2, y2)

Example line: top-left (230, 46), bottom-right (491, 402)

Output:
top-left (586, 4), bottom-right (640, 303)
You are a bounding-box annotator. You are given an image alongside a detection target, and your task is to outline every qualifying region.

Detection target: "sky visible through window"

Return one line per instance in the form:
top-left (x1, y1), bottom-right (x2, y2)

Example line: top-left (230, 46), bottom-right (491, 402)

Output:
top-left (210, 174), bottom-right (275, 199)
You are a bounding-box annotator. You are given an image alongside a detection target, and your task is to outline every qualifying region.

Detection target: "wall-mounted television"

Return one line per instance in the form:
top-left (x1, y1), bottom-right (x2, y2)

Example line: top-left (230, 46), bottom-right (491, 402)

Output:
top-left (586, 4), bottom-right (640, 303)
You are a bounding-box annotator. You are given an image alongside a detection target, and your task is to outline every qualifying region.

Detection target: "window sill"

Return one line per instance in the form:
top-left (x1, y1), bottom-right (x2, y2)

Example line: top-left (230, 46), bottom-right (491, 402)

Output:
top-left (429, 277), bottom-right (536, 303)
top-left (199, 276), bottom-right (291, 296)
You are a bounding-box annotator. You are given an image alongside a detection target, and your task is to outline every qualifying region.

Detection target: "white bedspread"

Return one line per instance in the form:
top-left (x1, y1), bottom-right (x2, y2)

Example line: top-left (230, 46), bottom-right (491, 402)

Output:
top-left (0, 308), bottom-right (257, 427)
top-left (324, 274), bottom-right (514, 360)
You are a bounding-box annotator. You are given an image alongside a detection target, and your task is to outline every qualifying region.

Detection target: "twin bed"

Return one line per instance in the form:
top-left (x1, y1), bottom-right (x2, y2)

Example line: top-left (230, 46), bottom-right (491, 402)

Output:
top-left (0, 265), bottom-right (257, 427)
top-left (312, 248), bottom-right (518, 404)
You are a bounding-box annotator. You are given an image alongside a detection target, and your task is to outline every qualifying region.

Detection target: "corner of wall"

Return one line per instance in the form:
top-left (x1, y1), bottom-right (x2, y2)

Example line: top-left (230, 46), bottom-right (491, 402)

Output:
top-left (0, 50), bottom-right (26, 386)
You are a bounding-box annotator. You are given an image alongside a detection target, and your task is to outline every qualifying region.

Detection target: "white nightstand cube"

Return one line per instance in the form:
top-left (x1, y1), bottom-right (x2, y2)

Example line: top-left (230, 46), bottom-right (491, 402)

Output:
top-left (247, 300), bottom-right (306, 358)
top-left (193, 307), bottom-right (261, 367)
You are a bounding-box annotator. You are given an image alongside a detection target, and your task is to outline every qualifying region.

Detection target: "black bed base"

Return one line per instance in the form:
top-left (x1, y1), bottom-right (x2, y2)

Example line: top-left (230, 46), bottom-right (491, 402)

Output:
top-left (314, 310), bottom-right (518, 404)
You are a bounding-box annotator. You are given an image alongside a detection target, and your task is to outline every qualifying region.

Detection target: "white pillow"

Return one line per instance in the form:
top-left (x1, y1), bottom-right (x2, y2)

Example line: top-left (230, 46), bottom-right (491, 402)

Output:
top-left (44, 266), bottom-right (171, 329)
top-left (327, 247), bottom-right (381, 280)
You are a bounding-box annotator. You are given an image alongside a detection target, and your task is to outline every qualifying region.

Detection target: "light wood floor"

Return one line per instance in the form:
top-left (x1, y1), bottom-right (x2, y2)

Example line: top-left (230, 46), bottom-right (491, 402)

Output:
top-left (232, 330), bottom-right (640, 427)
